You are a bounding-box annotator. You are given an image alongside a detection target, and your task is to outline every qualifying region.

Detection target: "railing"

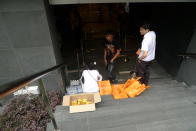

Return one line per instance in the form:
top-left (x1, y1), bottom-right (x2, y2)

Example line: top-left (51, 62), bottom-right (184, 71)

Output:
top-left (178, 53), bottom-right (196, 59)
top-left (0, 62), bottom-right (68, 131)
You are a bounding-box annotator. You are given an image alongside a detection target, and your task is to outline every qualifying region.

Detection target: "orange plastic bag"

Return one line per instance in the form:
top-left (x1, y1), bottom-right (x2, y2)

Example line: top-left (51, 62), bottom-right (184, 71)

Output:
top-left (125, 82), bottom-right (146, 98)
top-left (98, 80), bottom-right (112, 95)
top-left (123, 77), bottom-right (141, 89)
top-left (145, 85), bottom-right (151, 89)
top-left (136, 84), bottom-right (146, 95)
top-left (112, 84), bottom-right (128, 99)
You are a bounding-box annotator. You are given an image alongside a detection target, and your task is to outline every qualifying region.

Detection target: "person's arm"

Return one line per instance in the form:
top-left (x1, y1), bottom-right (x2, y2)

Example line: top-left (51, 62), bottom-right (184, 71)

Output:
top-left (80, 71), bottom-right (85, 84)
top-left (104, 48), bottom-right (107, 65)
top-left (110, 49), bottom-right (121, 63)
top-left (97, 74), bottom-right (103, 81)
top-left (136, 48), bottom-right (141, 55)
top-left (95, 70), bottom-right (102, 81)
top-left (138, 50), bottom-right (148, 60)
top-left (138, 36), bottom-right (150, 61)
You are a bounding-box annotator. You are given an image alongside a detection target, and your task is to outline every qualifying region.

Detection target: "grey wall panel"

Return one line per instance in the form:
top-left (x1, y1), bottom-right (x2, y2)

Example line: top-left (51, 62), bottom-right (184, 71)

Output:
top-left (0, 29), bottom-right (10, 50)
top-left (177, 59), bottom-right (196, 86)
top-left (0, 78), bottom-right (12, 85)
top-left (0, 0), bottom-right (44, 12)
top-left (0, 49), bottom-right (23, 78)
top-left (149, 4), bottom-right (196, 86)
top-left (150, 4), bottom-right (196, 77)
top-left (177, 28), bottom-right (196, 86)
top-left (14, 47), bottom-right (56, 75)
top-left (1, 11), bottom-right (51, 48)
top-left (0, 0), bottom-right (62, 92)
top-left (0, 13), bottom-right (11, 50)
top-left (187, 28), bottom-right (196, 53)
top-left (44, 0), bottom-right (63, 64)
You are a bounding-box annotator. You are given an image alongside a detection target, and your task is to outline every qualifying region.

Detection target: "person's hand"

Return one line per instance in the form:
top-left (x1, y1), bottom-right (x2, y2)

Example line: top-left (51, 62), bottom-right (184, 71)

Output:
top-left (97, 76), bottom-right (101, 81)
top-left (136, 49), bottom-right (141, 55)
top-left (104, 59), bottom-right (107, 65)
top-left (110, 59), bottom-right (114, 63)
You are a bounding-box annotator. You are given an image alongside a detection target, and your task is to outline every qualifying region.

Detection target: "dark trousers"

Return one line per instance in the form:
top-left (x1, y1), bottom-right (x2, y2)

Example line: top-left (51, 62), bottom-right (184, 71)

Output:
top-left (136, 60), bottom-right (152, 85)
top-left (106, 62), bottom-right (116, 80)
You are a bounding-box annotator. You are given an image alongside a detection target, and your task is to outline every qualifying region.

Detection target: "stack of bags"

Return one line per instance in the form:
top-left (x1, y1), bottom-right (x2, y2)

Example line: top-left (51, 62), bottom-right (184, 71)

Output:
top-left (111, 84), bottom-right (128, 99)
top-left (98, 78), bottom-right (150, 99)
top-left (97, 80), bottom-right (112, 95)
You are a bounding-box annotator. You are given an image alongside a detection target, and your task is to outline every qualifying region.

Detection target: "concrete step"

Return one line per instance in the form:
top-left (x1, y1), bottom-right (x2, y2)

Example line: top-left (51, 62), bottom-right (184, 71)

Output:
top-left (136, 115), bottom-right (196, 131)
top-left (48, 103), bottom-right (196, 131)
top-left (47, 78), bottom-right (196, 131)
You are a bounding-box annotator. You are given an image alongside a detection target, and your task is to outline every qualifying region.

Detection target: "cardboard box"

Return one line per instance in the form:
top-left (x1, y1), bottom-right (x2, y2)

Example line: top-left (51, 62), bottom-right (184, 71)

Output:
top-left (62, 92), bottom-right (101, 113)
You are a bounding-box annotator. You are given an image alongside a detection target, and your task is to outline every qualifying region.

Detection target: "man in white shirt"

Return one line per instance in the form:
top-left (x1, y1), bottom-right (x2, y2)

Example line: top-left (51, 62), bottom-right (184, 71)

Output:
top-left (136, 23), bottom-right (156, 85)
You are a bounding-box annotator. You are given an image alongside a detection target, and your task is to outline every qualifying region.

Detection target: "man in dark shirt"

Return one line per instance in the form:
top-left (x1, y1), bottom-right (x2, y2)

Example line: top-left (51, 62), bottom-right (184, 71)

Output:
top-left (104, 32), bottom-right (121, 82)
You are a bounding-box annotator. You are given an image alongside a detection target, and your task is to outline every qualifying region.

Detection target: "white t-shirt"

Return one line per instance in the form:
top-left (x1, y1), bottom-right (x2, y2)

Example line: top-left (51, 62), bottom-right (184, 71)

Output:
top-left (141, 31), bottom-right (156, 62)
top-left (81, 70), bottom-right (102, 93)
